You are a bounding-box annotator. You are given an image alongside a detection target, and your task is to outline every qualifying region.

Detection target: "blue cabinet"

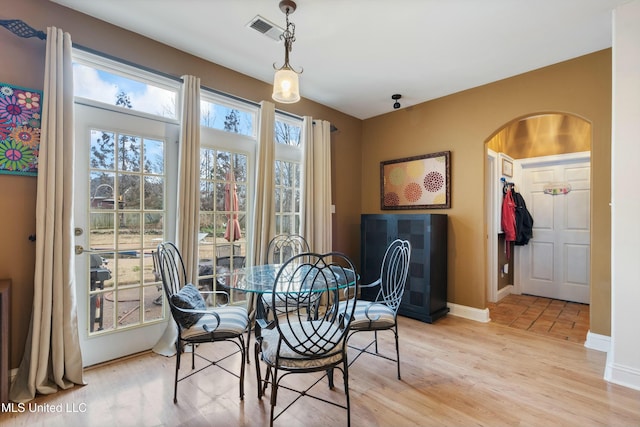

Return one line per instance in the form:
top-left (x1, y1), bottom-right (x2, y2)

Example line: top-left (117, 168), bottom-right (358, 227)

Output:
top-left (360, 214), bottom-right (448, 323)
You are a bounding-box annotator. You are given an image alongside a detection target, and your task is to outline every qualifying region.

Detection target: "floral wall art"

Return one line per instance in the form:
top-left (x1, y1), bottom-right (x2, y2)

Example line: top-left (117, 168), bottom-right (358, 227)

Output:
top-left (0, 82), bottom-right (42, 176)
top-left (381, 151), bottom-right (451, 209)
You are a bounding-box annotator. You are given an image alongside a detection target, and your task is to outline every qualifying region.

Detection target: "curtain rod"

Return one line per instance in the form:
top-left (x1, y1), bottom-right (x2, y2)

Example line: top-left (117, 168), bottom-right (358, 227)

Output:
top-left (0, 19), bottom-right (46, 40)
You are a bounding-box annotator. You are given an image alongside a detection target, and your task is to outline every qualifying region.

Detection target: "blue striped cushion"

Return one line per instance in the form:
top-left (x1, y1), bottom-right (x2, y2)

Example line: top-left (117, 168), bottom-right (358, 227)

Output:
top-left (340, 300), bottom-right (396, 330)
top-left (181, 305), bottom-right (248, 339)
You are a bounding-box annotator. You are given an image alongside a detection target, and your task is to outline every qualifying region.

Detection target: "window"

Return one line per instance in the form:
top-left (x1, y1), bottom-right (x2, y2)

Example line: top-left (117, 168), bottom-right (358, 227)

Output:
top-left (73, 50), bottom-right (179, 120)
top-left (274, 113), bottom-right (303, 235)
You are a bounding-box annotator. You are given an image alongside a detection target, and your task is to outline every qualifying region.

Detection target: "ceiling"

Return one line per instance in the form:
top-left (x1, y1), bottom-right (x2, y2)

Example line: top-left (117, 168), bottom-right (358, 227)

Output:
top-left (50, 0), bottom-right (630, 120)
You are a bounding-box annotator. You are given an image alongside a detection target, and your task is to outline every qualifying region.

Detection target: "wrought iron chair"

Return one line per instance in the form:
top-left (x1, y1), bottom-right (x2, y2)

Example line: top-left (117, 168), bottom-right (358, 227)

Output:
top-left (155, 242), bottom-right (248, 403)
top-left (267, 234), bottom-right (310, 264)
top-left (198, 255), bottom-right (247, 306)
top-left (254, 252), bottom-right (359, 427)
top-left (246, 234), bottom-right (311, 361)
top-left (262, 234), bottom-right (311, 315)
top-left (343, 239), bottom-right (411, 379)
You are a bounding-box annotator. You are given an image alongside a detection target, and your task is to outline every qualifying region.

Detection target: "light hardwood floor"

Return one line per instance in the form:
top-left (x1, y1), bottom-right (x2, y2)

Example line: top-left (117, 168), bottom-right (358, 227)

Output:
top-left (2, 315), bottom-right (639, 427)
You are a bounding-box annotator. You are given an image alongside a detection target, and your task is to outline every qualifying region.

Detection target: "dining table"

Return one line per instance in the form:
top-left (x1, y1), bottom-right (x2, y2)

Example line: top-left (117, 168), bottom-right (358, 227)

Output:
top-left (216, 262), bottom-right (358, 361)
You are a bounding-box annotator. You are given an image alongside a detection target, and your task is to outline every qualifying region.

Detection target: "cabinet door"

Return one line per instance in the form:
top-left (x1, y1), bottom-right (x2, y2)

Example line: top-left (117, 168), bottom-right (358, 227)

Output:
top-left (360, 215), bottom-right (393, 300)
top-left (397, 216), bottom-right (431, 320)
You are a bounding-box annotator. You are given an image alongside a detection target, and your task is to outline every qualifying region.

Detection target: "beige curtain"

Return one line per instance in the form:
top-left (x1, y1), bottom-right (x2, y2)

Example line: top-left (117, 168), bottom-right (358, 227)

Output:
top-left (175, 75), bottom-right (201, 282)
top-left (244, 100), bottom-right (276, 325)
top-left (251, 101), bottom-right (276, 265)
top-left (153, 75), bottom-right (201, 357)
top-left (302, 118), bottom-right (333, 253)
top-left (10, 27), bottom-right (84, 403)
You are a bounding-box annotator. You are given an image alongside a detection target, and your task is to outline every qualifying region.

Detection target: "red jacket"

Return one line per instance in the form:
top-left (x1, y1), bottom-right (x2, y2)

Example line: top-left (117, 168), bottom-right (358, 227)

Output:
top-left (501, 190), bottom-right (516, 250)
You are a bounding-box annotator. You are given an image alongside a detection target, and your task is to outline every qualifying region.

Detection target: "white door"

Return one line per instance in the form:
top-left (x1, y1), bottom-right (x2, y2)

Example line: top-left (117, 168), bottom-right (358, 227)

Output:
top-left (517, 154), bottom-right (590, 303)
top-left (74, 103), bottom-right (178, 366)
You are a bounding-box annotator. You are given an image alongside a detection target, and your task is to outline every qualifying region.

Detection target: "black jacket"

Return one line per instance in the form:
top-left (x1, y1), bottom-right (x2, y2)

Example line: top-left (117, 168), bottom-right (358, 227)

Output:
top-left (512, 190), bottom-right (534, 246)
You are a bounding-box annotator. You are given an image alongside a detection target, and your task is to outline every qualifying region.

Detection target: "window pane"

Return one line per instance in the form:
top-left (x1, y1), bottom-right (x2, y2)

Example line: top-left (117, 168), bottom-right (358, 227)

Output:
top-left (118, 134), bottom-right (142, 172)
top-left (119, 173), bottom-right (141, 210)
top-left (144, 138), bottom-right (164, 174)
top-left (73, 63), bottom-right (177, 119)
top-left (200, 100), bottom-right (254, 136)
top-left (200, 148), bottom-right (216, 180)
top-left (90, 130), bottom-right (115, 170)
top-left (143, 176), bottom-right (164, 210)
top-left (275, 119), bottom-right (302, 146)
top-left (200, 181), bottom-right (215, 211)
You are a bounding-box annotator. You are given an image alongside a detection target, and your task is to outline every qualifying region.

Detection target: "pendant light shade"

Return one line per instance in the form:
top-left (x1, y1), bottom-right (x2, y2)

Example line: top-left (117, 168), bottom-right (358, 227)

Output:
top-left (272, 0), bottom-right (302, 104)
top-left (272, 67), bottom-right (300, 103)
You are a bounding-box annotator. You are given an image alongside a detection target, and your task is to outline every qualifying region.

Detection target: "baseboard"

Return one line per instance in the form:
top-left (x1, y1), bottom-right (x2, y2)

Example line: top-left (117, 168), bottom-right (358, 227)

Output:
top-left (447, 302), bottom-right (491, 323)
top-left (496, 285), bottom-right (513, 301)
top-left (605, 354), bottom-right (640, 392)
top-left (584, 330), bottom-right (610, 353)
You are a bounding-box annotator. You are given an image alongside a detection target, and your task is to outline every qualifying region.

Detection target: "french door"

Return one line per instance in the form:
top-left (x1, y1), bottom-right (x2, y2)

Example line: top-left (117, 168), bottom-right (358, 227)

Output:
top-left (74, 102), bottom-right (178, 366)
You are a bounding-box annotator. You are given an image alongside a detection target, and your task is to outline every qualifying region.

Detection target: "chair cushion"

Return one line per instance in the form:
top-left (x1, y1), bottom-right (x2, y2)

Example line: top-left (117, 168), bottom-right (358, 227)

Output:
top-left (260, 321), bottom-right (344, 369)
top-left (181, 305), bottom-right (248, 339)
top-left (340, 300), bottom-right (396, 330)
top-left (171, 283), bottom-right (206, 329)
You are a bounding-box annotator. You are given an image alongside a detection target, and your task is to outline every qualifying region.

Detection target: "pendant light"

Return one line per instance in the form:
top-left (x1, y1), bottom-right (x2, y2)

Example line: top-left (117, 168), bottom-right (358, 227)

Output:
top-left (272, 0), bottom-right (302, 104)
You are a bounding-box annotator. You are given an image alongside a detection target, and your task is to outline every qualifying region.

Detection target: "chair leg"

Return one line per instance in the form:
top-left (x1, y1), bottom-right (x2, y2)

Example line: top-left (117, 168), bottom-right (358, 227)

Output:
top-left (326, 368), bottom-right (335, 389)
top-left (239, 336), bottom-right (246, 400)
top-left (343, 358), bottom-right (351, 427)
top-left (374, 330), bottom-right (379, 353)
top-left (394, 325), bottom-right (401, 380)
top-left (263, 366), bottom-right (272, 396)
top-left (254, 341), bottom-right (263, 399)
top-left (191, 343), bottom-right (196, 369)
top-left (173, 342), bottom-right (181, 403)
top-left (269, 368), bottom-right (279, 427)
top-left (246, 327), bottom-right (252, 364)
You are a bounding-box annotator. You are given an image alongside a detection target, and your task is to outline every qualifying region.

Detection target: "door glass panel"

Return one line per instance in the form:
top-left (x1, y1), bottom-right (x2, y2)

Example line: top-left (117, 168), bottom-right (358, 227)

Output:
top-left (88, 128), bottom-right (166, 335)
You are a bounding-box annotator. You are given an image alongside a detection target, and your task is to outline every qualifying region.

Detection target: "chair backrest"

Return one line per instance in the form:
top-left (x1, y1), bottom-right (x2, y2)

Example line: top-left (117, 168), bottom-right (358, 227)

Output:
top-left (271, 252), bottom-right (359, 359)
top-left (216, 255), bottom-right (246, 270)
top-left (155, 242), bottom-right (187, 303)
top-left (376, 239), bottom-right (411, 312)
top-left (267, 234), bottom-right (310, 264)
top-left (216, 243), bottom-right (241, 258)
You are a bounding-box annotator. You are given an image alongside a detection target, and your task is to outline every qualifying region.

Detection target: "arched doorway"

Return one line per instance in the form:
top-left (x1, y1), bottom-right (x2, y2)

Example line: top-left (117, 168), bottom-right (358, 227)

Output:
top-left (485, 112), bottom-right (592, 304)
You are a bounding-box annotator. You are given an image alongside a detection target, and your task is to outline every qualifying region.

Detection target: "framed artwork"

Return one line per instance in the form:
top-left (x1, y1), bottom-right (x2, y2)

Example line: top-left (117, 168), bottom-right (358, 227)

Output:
top-left (502, 158), bottom-right (513, 177)
top-left (381, 150), bottom-right (451, 209)
top-left (0, 82), bottom-right (42, 176)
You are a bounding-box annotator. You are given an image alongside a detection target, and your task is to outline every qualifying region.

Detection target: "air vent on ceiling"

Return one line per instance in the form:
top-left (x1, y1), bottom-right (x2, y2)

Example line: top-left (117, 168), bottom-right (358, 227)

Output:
top-left (247, 15), bottom-right (284, 41)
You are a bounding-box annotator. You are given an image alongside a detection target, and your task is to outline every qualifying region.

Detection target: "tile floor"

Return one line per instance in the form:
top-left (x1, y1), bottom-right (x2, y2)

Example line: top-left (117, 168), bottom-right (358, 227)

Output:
top-left (487, 293), bottom-right (590, 343)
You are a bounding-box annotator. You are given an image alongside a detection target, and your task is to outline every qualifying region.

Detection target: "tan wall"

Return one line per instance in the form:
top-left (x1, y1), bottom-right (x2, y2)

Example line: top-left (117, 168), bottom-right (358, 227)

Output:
top-left (362, 50), bottom-right (611, 335)
top-left (0, 0), bottom-right (362, 369)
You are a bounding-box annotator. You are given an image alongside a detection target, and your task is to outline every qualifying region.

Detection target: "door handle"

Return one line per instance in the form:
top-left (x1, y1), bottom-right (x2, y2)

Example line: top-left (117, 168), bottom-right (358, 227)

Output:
top-left (75, 245), bottom-right (98, 255)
